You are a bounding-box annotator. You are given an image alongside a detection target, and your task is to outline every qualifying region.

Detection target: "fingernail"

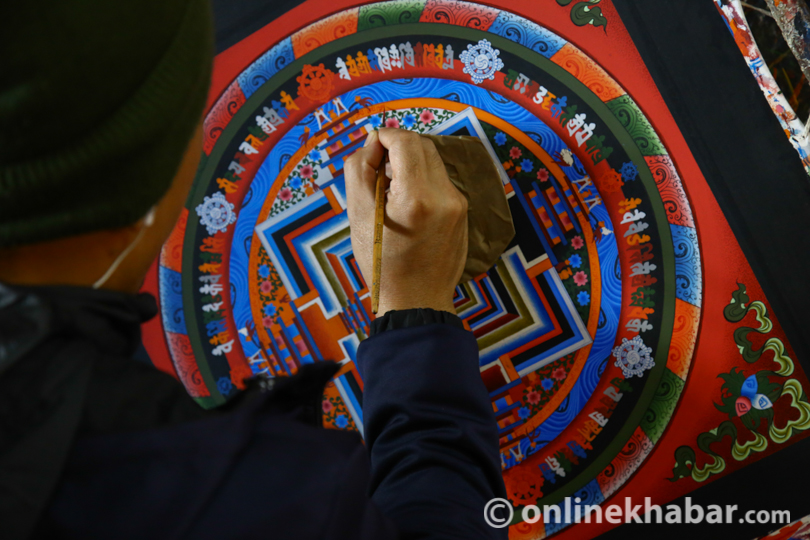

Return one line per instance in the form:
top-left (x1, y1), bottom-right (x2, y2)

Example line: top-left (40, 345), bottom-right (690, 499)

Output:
top-left (364, 130), bottom-right (377, 147)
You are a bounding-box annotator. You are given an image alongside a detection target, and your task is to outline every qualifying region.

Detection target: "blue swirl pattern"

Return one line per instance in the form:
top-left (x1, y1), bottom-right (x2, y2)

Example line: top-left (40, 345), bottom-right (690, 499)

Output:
top-left (237, 38), bottom-right (295, 99)
top-left (671, 224), bottom-right (702, 307)
top-left (488, 11), bottom-right (567, 58)
top-left (159, 266), bottom-right (187, 335)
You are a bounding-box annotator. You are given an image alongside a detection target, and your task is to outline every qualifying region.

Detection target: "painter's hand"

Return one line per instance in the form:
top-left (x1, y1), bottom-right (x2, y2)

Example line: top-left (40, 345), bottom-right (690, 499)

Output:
top-left (345, 128), bottom-right (468, 316)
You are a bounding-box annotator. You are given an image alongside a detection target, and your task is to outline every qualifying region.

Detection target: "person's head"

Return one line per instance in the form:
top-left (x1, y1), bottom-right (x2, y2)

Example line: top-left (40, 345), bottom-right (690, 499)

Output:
top-left (0, 0), bottom-right (214, 292)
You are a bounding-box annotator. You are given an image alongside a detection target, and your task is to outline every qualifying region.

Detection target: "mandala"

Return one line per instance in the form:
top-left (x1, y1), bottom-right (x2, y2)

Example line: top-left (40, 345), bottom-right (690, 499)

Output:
top-left (459, 38), bottom-right (504, 84)
top-left (141, 1), bottom-right (810, 538)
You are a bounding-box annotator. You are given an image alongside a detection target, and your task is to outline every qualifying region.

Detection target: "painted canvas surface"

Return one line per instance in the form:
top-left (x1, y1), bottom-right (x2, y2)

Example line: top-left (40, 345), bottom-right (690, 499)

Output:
top-left (139, 1), bottom-right (810, 537)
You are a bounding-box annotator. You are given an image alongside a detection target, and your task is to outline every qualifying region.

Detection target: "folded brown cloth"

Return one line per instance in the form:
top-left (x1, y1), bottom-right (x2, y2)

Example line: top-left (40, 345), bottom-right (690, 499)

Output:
top-left (422, 134), bottom-right (515, 282)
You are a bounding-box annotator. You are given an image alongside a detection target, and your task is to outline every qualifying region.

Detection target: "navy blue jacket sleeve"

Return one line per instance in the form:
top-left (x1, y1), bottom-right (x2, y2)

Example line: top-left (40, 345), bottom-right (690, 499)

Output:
top-left (357, 323), bottom-right (509, 540)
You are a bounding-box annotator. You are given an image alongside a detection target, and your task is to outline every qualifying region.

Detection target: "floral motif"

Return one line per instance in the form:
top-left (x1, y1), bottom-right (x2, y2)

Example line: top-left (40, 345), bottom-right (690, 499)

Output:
top-left (573, 271), bottom-right (588, 286)
top-left (494, 132), bottom-right (507, 146)
top-left (571, 235), bottom-right (584, 250)
top-left (520, 158), bottom-right (534, 173)
top-left (518, 406), bottom-right (531, 419)
top-left (322, 400), bottom-right (334, 413)
top-left (569, 254), bottom-right (582, 268)
top-left (335, 414), bottom-right (349, 429)
top-left (369, 108), bottom-right (455, 135)
top-left (263, 304), bottom-right (277, 317)
top-left (300, 164), bottom-right (314, 179)
top-left (541, 378), bottom-right (554, 391)
top-left (552, 367), bottom-right (567, 380)
top-left (279, 187), bottom-right (293, 202)
top-left (509, 146), bottom-right (522, 159)
top-left (537, 168), bottom-right (549, 181)
top-left (259, 264), bottom-right (270, 278)
top-left (526, 390), bottom-right (541, 404)
top-left (260, 280), bottom-right (273, 294)
top-left (577, 291), bottom-right (590, 306)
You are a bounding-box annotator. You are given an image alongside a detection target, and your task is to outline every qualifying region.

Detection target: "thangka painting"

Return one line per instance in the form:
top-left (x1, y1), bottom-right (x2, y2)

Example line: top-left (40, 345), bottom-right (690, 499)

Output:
top-left (139, 1), bottom-right (810, 537)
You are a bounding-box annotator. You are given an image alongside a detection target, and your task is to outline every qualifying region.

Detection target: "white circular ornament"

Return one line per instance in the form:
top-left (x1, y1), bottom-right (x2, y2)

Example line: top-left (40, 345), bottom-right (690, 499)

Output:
top-left (460, 39), bottom-right (504, 85)
top-left (612, 335), bottom-right (655, 379)
top-left (196, 192), bottom-right (237, 235)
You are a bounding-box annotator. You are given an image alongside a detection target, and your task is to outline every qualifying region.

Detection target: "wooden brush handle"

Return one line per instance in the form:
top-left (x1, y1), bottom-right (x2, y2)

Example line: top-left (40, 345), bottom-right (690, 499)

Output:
top-left (371, 151), bottom-right (388, 314)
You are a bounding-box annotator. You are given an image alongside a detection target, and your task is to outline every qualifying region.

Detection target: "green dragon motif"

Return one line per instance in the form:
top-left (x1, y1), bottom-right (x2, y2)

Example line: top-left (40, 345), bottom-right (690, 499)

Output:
top-left (556, 0), bottom-right (608, 30)
top-left (669, 284), bottom-right (809, 483)
top-left (724, 283), bottom-right (793, 375)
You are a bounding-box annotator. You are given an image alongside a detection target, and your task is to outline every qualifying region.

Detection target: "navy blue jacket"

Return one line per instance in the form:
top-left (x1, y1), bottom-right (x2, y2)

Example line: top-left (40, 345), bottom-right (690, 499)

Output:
top-left (0, 285), bottom-right (507, 539)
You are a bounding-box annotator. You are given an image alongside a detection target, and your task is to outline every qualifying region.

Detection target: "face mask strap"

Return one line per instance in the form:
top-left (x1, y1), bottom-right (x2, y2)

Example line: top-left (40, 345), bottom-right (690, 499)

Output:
top-left (92, 207), bottom-right (157, 290)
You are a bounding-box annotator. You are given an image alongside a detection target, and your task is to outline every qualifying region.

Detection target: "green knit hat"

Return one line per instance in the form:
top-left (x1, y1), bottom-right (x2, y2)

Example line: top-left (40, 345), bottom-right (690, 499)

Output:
top-left (0, 0), bottom-right (213, 248)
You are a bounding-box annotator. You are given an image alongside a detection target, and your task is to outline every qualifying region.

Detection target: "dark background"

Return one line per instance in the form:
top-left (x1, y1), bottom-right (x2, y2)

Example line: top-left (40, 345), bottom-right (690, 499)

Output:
top-left (210, 1), bottom-right (810, 537)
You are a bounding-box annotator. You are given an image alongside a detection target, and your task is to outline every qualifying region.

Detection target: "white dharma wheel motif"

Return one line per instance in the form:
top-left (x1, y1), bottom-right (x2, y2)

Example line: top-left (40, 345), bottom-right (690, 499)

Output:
top-left (612, 336), bottom-right (655, 379)
top-left (459, 39), bottom-right (504, 84)
top-left (196, 192), bottom-right (237, 235)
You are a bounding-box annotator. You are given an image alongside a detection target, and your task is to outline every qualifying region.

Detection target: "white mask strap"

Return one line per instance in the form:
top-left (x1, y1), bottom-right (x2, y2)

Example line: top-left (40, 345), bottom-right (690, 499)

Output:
top-left (92, 207), bottom-right (157, 289)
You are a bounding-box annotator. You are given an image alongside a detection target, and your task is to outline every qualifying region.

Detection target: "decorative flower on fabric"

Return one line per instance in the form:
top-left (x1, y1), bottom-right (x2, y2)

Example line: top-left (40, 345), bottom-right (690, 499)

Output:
top-left (526, 390), bottom-right (541, 404)
top-left (520, 159), bottom-right (533, 173)
top-left (541, 378), bottom-right (554, 391)
top-left (494, 132), bottom-right (507, 146)
top-left (569, 254), bottom-right (582, 268)
top-left (309, 148), bottom-right (322, 161)
top-left (460, 39), bottom-right (504, 84)
top-left (577, 291), bottom-right (590, 306)
top-left (573, 271), bottom-right (588, 286)
top-left (263, 303), bottom-right (277, 317)
top-left (518, 407), bottom-right (531, 419)
top-left (322, 400), bottom-right (334, 413)
top-left (509, 146), bottom-right (522, 159)
top-left (612, 336), bottom-right (655, 379)
top-left (279, 187), bottom-right (293, 202)
top-left (419, 109), bottom-right (435, 125)
top-left (620, 161), bottom-right (639, 181)
top-left (216, 376), bottom-right (234, 396)
top-left (335, 414), bottom-right (349, 429)
top-left (262, 315), bottom-right (273, 328)
top-left (290, 177), bottom-right (303, 190)
top-left (537, 168), bottom-right (549, 182)
top-left (571, 235), bottom-right (584, 250)
top-left (260, 280), bottom-right (273, 294)
top-left (259, 264), bottom-right (270, 278)
top-left (552, 367), bottom-right (566, 381)
top-left (385, 117), bottom-right (400, 128)
top-left (196, 192), bottom-right (237, 235)
top-left (402, 114), bottom-right (416, 129)
top-left (299, 164), bottom-right (314, 179)
top-left (369, 115), bottom-right (382, 128)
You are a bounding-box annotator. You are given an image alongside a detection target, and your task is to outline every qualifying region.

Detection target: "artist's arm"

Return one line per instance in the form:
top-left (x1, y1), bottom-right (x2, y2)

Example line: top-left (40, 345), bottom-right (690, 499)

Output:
top-left (345, 129), bottom-right (508, 539)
